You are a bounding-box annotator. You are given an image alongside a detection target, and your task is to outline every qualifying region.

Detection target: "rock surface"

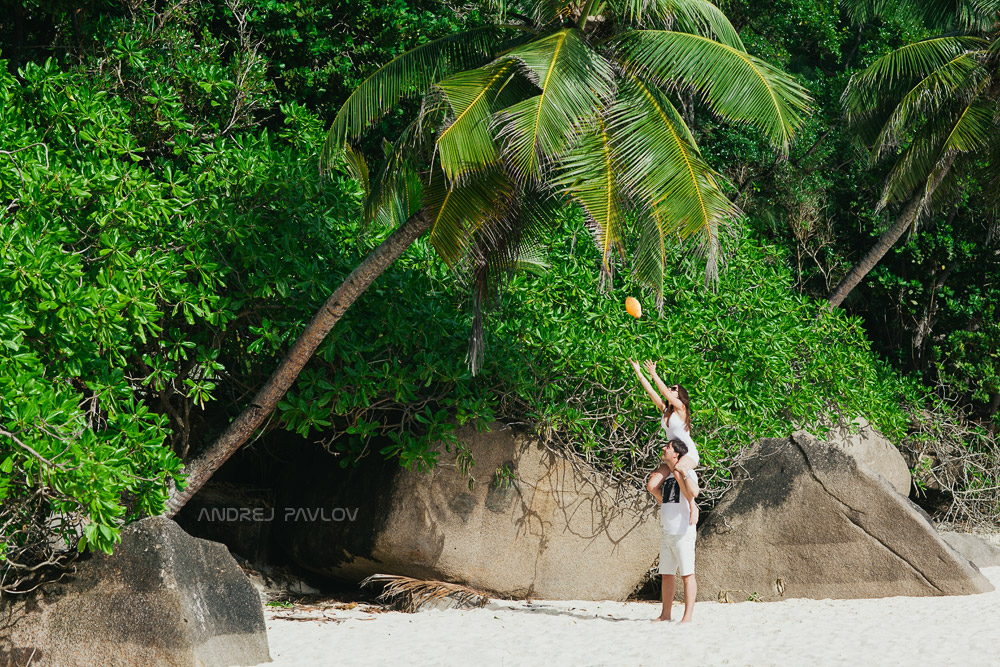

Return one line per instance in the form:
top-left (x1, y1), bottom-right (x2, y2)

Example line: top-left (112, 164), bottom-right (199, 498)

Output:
top-left (175, 480), bottom-right (276, 566)
top-left (695, 433), bottom-right (993, 602)
top-left (0, 517), bottom-right (269, 667)
top-left (796, 418), bottom-right (910, 496)
top-left (278, 423), bottom-right (660, 601)
top-left (939, 531), bottom-right (1000, 569)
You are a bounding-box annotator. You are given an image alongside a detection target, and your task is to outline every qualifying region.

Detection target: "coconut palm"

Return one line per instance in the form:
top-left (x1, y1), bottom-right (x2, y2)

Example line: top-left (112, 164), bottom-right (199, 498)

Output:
top-left (840, 0), bottom-right (999, 28)
top-left (164, 0), bottom-right (809, 515)
top-left (827, 0), bottom-right (1000, 307)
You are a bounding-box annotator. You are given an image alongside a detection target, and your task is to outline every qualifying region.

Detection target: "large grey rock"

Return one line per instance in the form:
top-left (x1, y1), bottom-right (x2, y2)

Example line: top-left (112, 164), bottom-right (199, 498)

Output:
top-left (797, 418), bottom-right (910, 496)
top-left (696, 433), bottom-right (993, 602)
top-left (0, 517), bottom-right (269, 667)
top-left (939, 531), bottom-right (1000, 569)
top-left (278, 423), bottom-right (660, 601)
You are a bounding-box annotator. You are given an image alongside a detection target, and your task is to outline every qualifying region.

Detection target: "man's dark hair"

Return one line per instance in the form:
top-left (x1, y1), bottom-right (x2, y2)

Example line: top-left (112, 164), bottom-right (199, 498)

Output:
top-left (668, 439), bottom-right (688, 458)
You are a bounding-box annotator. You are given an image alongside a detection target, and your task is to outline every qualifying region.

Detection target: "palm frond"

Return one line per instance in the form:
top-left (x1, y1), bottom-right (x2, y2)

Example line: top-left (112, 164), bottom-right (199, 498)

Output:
top-left (492, 28), bottom-right (616, 181)
top-left (610, 31), bottom-right (811, 152)
top-left (939, 101), bottom-right (995, 153)
top-left (342, 143), bottom-right (370, 196)
top-left (878, 103), bottom-right (983, 209)
top-left (844, 37), bottom-right (986, 121)
top-left (433, 62), bottom-right (530, 181)
top-left (921, 0), bottom-right (1000, 31)
top-left (361, 573), bottom-right (491, 612)
top-left (462, 189), bottom-right (554, 374)
top-left (363, 127), bottom-right (425, 229)
top-left (509, 244), bottom-right (550, 273)
top-left (840, 0), bottom-right (899, 24)
top-left (551, 120), bottom-right (627, 270)
top-left (424, 169), bottom-right (517, 266)
top-left (323, 27), bottom-right (512, 165)
top-left (842, 0), bottom-right (1000, 30)
top-left (631, 207), bottom-right (669, 299)
top-left (865, 52), bottom-right (986, 158)
top-left (670, 0), bottom-right (745, 49)
top-left (610, 0), bottom-right (744, 48)
top-left (607, 77), bottom-right (737, 284)
top-left (528, 0), bottom-right (577, 27)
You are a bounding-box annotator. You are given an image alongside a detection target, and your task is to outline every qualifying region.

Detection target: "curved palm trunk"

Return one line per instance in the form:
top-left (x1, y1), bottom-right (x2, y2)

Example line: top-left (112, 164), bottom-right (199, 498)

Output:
top-left (828, 154), bottom-right (955, 309)
top-left (163, 210), bottom-right (431, 517)
top-left (826, 194), bottom-right (920, 308)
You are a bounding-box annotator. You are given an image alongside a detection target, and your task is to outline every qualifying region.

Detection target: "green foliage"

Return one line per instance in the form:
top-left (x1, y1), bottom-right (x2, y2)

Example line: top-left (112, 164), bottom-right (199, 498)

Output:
top-left (867, 201), bottom-right (1000, 411)
top-left (0, 1), bottom-right (496, 585)
top-left (700, 1), bottom-right (1000, 428)
top-left (486, 211), bottom-right (923, 481)
top-left (0, 59), bottom-right (192, 570)
top-left (331, 0), bottom-right (811, 373)
top-left (243, 0), bottom-right (482, 111)
top-left (0, 1), bottom-right (359, 581)
top-left (2, 0), bottom-right (997, 588)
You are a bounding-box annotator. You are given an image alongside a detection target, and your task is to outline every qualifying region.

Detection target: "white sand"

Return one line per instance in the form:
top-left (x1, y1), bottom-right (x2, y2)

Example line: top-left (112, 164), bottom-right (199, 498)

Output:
top-left (251, 567), bottom-right (1000, 667)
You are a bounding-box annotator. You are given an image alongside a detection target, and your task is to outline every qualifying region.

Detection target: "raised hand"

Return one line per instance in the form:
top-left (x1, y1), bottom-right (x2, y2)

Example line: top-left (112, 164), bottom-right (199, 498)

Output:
top-left (642, 360), bottom-right (657, 375)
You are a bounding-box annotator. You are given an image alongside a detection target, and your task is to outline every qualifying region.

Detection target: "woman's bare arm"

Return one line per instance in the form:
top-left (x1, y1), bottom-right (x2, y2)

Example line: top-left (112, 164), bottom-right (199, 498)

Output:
top-left (630, 359), bottom-right (665, 411)
top-left (646, 361), bottom-right (685, 413)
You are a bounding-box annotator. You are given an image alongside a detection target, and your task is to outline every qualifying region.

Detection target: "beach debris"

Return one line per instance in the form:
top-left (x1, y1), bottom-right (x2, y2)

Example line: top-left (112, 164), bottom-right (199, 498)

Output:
top-left (717, 590), bottom-right (749, 603)
top-left (361, 573), bottom-right (491, 612)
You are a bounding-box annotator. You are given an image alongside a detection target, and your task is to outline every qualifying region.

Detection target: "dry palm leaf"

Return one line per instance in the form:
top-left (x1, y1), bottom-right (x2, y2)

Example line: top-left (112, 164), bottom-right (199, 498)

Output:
top-left (360, 573), bottom-right (491, 612)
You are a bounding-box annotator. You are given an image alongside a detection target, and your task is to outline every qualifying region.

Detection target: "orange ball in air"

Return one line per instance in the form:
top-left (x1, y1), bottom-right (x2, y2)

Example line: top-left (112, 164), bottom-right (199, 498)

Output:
top-left (625, 296), bottom-right (642, 319)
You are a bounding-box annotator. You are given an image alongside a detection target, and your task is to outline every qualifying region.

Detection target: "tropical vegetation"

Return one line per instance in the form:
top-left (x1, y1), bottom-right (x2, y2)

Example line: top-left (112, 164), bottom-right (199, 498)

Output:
top-left (164, 0), bottom-right (812, 514)
top-left (1, 0), bottom-right (998, 595)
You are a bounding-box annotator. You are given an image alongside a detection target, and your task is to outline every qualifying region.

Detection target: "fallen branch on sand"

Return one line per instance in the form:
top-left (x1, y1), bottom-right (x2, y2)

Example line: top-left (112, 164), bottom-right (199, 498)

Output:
top-left (361, 574), bottom-right (491, 612)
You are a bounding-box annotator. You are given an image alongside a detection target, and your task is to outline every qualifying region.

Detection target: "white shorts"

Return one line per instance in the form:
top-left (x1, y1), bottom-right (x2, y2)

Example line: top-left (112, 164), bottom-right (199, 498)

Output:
top-left (658, 529), bottom-right (696, 577)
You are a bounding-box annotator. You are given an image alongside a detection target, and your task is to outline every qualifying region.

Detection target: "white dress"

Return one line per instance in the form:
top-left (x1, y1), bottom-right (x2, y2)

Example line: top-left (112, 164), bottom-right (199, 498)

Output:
top-left (661, 411), bottom-right (699, 465)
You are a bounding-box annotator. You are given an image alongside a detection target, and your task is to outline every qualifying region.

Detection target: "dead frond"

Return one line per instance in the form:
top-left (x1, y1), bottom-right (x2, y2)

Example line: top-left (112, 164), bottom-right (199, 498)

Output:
top-left (360, 573), bottom-right (491, 613)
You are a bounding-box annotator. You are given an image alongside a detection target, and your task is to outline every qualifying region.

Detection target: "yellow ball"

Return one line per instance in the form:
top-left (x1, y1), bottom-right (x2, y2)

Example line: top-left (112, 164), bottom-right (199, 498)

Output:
top-left (625, 296), bottom-right (642, 319)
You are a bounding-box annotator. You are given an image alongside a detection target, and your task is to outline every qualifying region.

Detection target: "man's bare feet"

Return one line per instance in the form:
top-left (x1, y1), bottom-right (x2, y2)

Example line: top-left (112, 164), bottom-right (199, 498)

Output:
top-left (652, 615), bottom-right (672, 622)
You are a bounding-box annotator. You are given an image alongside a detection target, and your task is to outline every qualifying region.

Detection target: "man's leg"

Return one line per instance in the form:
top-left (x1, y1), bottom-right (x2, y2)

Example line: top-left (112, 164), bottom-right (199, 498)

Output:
top-left (655, 531), bottom-right (677, 622)
top-left (655, 574), bottom-right (675, 622)
top-left (679, 574), bottom-right (697, 623)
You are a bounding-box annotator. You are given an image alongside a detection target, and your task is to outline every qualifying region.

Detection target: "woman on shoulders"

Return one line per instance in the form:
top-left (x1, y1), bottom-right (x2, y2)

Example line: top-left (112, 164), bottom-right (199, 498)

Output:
top-left (629, 359), bottom-right (699, 476)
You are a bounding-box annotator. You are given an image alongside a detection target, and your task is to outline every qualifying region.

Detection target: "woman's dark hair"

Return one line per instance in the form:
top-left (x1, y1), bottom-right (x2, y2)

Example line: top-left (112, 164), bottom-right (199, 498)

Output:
top-left (668, 439), bottom-right (689, 458)
top-left (664, 384), bottom-right (692, 432)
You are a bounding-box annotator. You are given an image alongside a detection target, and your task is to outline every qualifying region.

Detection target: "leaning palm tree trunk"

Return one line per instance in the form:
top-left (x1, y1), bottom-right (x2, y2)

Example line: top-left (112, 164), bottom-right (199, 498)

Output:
top-left (828, 152), bottom-right (956, 308)
top-left (826, 194), bottom-right (920, 308)
top-left (163, 210), bottom-right (431, 517)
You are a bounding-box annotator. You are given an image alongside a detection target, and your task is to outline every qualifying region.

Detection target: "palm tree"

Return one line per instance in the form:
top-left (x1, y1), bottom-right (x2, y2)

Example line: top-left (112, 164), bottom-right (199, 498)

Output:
top-left (164, 0), bottom-right (809, 516)
top-left (827, 0), bottom-right (1000, 307)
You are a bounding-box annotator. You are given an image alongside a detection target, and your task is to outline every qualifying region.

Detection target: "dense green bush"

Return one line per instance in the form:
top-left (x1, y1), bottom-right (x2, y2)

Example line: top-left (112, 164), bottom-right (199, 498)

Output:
top-left (0, 2), bottom-right (497, 590)
top-left (709, 1), bottom-right (999, 427)
top-left (0, 59), bottom-right (192, 576)
top-left (483, 212), bottom-right (923, 481)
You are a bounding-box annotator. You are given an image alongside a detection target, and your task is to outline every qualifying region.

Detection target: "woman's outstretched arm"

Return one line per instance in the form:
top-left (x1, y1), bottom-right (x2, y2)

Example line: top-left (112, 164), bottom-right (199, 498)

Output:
top-left (630, 359), bottom-right (665, 411)
top-left (644, 360), bottom-right (685, 413)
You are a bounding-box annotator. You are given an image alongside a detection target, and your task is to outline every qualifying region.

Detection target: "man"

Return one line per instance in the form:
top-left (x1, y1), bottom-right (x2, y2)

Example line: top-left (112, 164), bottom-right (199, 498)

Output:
top-left (646, 438), bottom-right (699, 623)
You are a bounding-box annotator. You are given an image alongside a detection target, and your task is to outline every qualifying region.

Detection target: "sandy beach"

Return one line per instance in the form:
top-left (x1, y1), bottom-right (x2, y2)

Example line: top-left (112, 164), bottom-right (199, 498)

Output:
top-left (249, 566), bottom-right (1000, 667)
